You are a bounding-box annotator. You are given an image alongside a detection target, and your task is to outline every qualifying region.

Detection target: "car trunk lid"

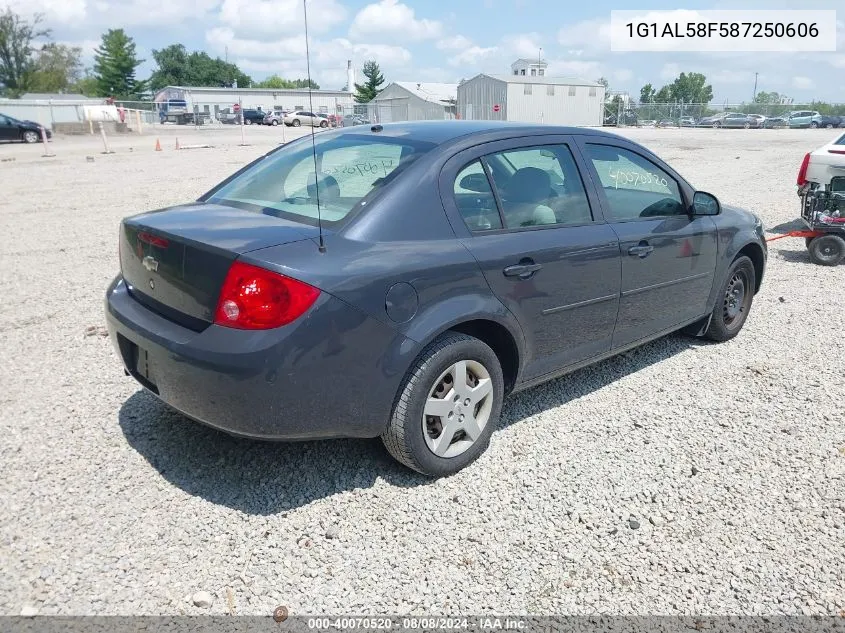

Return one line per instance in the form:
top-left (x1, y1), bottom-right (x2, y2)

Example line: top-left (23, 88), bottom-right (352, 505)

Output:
top-left (119, 202), bottom-right (320, 330)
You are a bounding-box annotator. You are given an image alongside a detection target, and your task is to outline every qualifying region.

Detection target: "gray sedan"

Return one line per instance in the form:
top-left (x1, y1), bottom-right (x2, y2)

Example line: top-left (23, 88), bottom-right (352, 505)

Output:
top-left (105, 121), bottom-right (767, 477)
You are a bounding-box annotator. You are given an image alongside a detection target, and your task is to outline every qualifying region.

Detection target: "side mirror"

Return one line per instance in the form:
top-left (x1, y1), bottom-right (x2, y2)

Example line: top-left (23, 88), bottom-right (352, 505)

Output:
top-left (693, 191), bottom-right (721, 216)
top-left (460, 173), bottom-right (490, 193)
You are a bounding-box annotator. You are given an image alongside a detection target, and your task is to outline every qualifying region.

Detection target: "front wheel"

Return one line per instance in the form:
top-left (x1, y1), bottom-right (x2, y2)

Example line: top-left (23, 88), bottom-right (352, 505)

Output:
top-left (381, 332), bottom-right (504, 477)
top-left (271, 120), bottom-right (278, 126)
top-left (245, 119), bottom-right (252, 125)
top-left (22, 130), bottom-right (39, 143)
top-left (810, 121), bottom-right (819, 128)
top-left (703, 255), bottom-right (756, 342)
top-left (744, 122), bottom-right (750, 129)
top-left (807, 234), bottom-right (845, 266)
top-left (320, 120), bottom-right (328, 128)
top-left (292, 119), bottom-right (301, 127)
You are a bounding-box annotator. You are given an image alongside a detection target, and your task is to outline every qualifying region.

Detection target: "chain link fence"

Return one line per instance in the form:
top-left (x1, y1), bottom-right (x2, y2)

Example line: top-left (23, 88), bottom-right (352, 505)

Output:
top-left (602, 101), bottom-right (845, 128)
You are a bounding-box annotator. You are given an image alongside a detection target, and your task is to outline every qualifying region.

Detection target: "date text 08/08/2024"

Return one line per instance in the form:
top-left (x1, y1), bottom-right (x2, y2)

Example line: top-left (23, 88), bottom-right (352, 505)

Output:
top-left (305, 617), bottom-right (530, 631)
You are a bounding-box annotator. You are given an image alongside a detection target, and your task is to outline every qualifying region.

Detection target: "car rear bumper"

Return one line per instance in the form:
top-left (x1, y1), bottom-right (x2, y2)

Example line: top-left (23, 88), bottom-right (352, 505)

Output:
top-left (105, 275), bottom-right (406, 440)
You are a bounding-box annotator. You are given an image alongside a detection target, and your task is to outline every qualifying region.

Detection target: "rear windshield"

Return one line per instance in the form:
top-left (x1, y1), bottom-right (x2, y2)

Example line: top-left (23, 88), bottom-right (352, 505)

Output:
top-left (204, 134), bottom-right (436, 228)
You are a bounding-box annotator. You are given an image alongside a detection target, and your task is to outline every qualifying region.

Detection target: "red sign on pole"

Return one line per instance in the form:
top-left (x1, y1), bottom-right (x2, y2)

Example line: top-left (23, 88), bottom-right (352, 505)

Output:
top-left (233, 103), bottom-right (241, 112)
top-left (493, 104), bottom-right (500, 112)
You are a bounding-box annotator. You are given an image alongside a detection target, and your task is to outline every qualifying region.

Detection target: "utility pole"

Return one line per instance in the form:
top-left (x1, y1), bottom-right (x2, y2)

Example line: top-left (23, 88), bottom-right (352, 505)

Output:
top-left (538, 47), bottom-right (542, 74)
top-left (753, 72), bottom-right (758, 101)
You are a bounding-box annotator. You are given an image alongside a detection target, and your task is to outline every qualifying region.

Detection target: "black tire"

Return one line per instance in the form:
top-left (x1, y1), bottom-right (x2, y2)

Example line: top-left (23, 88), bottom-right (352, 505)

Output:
top-left (292, 119), bottom-right (301, 127)
top-left (810, 121), bottom-right (819, 128)
top-left (320, 120), bottom-right (328, 128)
top-left (22, 130), bottom-right (39, 143)
top-left (743, 122), bottom-right (750, 129)
top-left (703, 255), bottom-right (756, 342)
top-left (381, 332), bottom-right (504, 477)
top-left (807, 234), bottom-right (845, 266)
top-left (271, 120), bottom-right (278, 126)
top-left (245, 119), bottom-right (252, 125)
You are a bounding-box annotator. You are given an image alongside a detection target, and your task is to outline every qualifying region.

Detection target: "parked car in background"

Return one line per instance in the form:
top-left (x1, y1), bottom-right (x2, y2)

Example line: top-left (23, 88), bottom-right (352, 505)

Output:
top-left (811, 114), bottom-right (841, 129)
top-left (341, 114), bottom-right (370, 127)
top-left (715, 113), bottom-right (756, 128)
top-left (762, 115), bottom-right (788, 128)
top-left (656, 119), bottom-right (676, 128)
top-left (284, 110), bottom-right (327, 127)
top-left (787, 111), bottom-right (820, 128)
top-left (679, 117), bottom-right (696, 127)
top-left (0, 113), bottom-right (51, 143)
top-left (104, 120), bottom-right (767, 477)
top-left (241, 109), bottom-right (266, 125)
top-left (263, 111), bottom-right (284, 126)
top-left (218, 109), bottom-right (239, 124)
top-left (747, 114), bottom-right (766, 127)
top-left (697, 113), bottom-right (727, 127)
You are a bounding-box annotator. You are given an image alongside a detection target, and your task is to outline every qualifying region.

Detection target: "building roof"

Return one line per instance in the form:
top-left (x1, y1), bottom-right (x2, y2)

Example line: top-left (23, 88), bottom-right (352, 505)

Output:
top-left (20, 93), bottom-right (101, 101)
top-left (511, 58), bottom-right (548, 66)
top-left (392, 82), bottom-right (458, 104)
top-left (483, 74), bottom-right (603, 87)
top-left (163, 86), bottom-right (352, 96)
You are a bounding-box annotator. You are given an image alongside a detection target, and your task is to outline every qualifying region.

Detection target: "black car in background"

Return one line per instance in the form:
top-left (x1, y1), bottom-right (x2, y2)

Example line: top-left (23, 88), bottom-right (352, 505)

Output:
top-left (241, 109), bottom-right (266, 125)
top-left (811, 114), bottom-right (842, 129)
top-left (0, 113), bottom-right (52, 143)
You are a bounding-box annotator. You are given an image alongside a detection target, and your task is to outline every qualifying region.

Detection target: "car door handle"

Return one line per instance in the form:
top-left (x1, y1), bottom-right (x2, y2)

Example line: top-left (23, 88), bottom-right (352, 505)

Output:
top-left (628, 244), bottom-right (654, 257)
top-left (503, 262), bottom-right (543, 278)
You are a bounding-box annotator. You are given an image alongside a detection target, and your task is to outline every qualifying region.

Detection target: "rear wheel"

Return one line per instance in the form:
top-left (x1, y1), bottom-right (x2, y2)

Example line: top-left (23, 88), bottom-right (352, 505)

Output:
top-left (381, 332), bottom-right (504, 477)
top-left (744, 122), bottom-right (750, 129)
top-left (292, 119), bottom-right (301, 127)
top-left (807, 234), bottom-right (845, 266)
top-left (22, 130), bottom-right (39, 143)
top-left (703, 256), bottom-right (756, 342)
top-left (271, 120), bottom-right (278, 126)
top-left (810, 121), bottom-right (819, 128)
top-left (320, 120), bottom-right (328, 128)
top-left (245, 119), bottom-right (252, 125)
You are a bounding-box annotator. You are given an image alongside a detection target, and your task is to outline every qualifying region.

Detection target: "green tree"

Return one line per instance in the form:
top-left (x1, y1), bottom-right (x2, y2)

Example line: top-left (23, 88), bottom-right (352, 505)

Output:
top-left (754, 90), bottom-right (783, 104)
top-left (93, 28), bottom-right (144, 98)
top-left (653, 85), bottom-right (671, 102)
top-left (666, 72), bottom-right (712, 103)
top-left (254, 75), bottom-right (318, 89)
top-left (353, 60), bottom-right (384, 103)
top-left (596, 77), bottom-right (609, 89)
top-left (0, 8), bottom-right (50, 96)
top-left (639, 83), bottom-right (655, 104)
top-left (147, 44), bottom-right (251, 91)
top-left (29, 43), bottom-right (82, 92)
top-left (72, 72), bottom-right (99, 96)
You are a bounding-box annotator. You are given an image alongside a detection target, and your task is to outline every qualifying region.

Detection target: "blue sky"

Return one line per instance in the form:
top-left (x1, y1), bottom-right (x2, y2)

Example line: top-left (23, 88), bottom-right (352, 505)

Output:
top-left (3, 0), bottom-right (844, 102)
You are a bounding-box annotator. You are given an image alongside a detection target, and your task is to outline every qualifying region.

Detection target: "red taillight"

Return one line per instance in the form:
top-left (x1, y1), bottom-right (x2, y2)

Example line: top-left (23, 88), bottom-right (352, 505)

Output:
top-left (797, 152), bottom-right (811, 186)
top-left (213, 261), bottom-right (320, 330)
top-left (138, 231), bottom-right (169, 248)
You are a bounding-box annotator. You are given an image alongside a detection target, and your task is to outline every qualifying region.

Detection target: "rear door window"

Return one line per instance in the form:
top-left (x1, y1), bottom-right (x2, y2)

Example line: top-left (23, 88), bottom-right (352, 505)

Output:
top-left (484, 145), bottom-right (593, 229)
top-left (453, 161), bottom-right (503, 231)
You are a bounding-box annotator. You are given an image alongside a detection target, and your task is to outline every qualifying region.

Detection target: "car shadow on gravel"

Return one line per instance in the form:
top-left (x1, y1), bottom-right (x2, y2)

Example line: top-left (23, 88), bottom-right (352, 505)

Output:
top-left (119, 334), bottom-right (697, 514)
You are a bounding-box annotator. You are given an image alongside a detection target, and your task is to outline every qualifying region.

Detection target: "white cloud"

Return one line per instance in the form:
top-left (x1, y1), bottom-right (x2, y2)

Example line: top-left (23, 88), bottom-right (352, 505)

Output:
top-left (206, 29), bottom-right (412, 87)
top-left (217, 0), bottom-right (346, 41)
top-left (501, 32), bottom-right (543, 59)
top-left (436, 35), bottom-right (472, 51)
top-left (547, 59), bottom-right (602, 79)
top-left (1, 0), bottom-right (220, 27)
top-left (447, 46), bottom-right (498, 67)
top-left (792, 76), bottom-right (815, 90)
top-left (557, 19), bottom-right (611, 54)
top-left (0, 0), bottom-right (86, 23)
top-left (349, 0), bottom-right (441, 42)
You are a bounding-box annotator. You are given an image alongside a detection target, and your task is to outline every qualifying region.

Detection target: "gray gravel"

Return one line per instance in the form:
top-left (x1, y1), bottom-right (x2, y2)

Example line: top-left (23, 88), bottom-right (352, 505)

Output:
top-left (0, 125), bottom-right (844, 616)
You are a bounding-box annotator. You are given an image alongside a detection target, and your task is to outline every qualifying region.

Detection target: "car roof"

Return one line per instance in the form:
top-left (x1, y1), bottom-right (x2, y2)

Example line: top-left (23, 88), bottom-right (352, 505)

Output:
top-left (329, 120), bottom-right (627, 145)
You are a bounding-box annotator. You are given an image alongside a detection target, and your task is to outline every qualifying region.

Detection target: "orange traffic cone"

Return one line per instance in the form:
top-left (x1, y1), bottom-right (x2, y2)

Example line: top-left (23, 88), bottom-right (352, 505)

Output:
top-left (175, 137), bottom-right (180, 150)
top-left (154, 138), bottom-right (162, 151)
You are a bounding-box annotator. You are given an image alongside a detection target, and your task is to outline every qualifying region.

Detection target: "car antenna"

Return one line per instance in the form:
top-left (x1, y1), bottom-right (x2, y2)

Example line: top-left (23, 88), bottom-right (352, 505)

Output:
top-left (303, 0), bottom-right (326, 253)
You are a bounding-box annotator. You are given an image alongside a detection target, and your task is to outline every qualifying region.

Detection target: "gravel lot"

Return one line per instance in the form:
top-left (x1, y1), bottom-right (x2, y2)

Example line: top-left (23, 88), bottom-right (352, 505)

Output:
top-left (1, 124), bottom-right (843, 617)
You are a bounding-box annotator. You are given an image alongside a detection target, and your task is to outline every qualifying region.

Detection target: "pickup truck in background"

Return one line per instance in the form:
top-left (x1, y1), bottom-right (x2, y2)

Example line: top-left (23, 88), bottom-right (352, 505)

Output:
top-left (158, 99), bottom-right (209, 125)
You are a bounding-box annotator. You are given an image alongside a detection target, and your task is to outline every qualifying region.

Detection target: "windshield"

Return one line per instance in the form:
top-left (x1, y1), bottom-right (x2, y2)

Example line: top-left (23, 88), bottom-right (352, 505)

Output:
top-left (203, 134), bottom-right (436, 228)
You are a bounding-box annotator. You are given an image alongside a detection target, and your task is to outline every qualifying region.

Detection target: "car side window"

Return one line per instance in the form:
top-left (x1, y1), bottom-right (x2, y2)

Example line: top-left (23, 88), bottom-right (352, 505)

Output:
top-left (484, 145), bottom-right (593, 229)
top-left (453, 161), bottom-right (503, 231)
top-left (584, 143), bottom-right (685, 221)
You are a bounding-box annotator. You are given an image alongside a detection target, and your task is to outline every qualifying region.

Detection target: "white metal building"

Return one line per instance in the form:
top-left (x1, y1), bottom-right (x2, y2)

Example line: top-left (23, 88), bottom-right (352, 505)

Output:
top-left (154, 86), bottom-right (355, 120)
top-left (367, 82), bottom-right (458, 123)
top-left (457, 74), bottom-right (606, 126)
